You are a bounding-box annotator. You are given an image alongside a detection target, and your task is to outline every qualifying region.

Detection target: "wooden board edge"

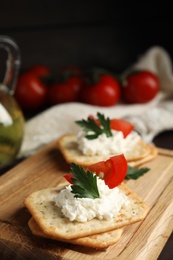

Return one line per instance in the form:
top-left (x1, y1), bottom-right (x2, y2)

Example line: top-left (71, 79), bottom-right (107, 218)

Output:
top-left (158, 147), bottom-right (173, 157)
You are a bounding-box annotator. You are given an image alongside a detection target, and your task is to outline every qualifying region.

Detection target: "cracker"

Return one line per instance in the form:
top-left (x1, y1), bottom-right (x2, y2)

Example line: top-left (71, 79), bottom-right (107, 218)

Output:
top-left (28, 217), bottom-right (123, 249)
top-left (57, 134), bottom-right (152, 167)
top-left (24, 182), bottom-right (149, 240)
top-left (128, 144), bottom-right (158, 167)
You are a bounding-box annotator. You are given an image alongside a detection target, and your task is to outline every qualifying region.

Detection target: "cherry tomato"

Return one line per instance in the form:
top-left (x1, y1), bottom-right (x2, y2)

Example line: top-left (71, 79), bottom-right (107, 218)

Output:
top-left (89, 115), bottom-right (134, 138)
top-left (48, 68), bottom-right (84, 105)
top-left (80, 74), bottom-right (121, 107)
top-left (14, 72), bottom-right (48, 110)
top-left (26, 65), bottom-right (53, 86)
top-left (87, 155), bottom-right (128, 188)
top-left (26, 65), bottom-right (51, 78)
top-left (121, 70), bottom-right (160, 103)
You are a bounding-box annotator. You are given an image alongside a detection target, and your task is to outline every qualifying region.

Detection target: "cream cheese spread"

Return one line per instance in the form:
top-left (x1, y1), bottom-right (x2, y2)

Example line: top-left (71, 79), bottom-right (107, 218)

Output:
top-left (54, 177), bottom-right (129, 222)
top-left (77, 130), bottom-right (141, 156)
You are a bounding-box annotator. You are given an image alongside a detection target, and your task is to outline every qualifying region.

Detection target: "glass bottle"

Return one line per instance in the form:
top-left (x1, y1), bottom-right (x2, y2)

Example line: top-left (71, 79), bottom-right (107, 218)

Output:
top-left (0, 36), bottom-right (24, 169)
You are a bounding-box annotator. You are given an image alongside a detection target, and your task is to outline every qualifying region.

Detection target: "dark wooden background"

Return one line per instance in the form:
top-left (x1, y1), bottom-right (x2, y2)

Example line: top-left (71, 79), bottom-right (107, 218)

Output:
top-left (0, 1), bottom-right (173, 259)
top-left (0, 1), bottom-right (172, 74)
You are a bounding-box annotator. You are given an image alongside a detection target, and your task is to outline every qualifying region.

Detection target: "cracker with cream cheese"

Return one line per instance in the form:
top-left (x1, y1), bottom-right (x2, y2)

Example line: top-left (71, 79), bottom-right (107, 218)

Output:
top-left (57, 134), bottom-right (158, 167)
top-left (24, 182), bottom-right (149, 241)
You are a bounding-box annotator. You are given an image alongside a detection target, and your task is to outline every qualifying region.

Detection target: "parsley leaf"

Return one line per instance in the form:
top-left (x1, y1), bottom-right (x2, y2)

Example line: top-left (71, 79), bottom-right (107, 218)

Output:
top-left (70, 163), bottom-right (100, 199)
top-left (126, 165), bottom-right (150, 180)
top-left (75, 112), bottom-right (112, 140)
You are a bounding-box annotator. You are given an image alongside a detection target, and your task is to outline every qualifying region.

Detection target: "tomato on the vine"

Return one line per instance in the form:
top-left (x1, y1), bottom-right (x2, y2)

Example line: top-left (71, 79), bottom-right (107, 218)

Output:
top-left (121, 70), bottom-right (160, 103)
top-left (48, 67), bottom-right (84, 105)
top-left (26, 64), bottom-right (53, 86)
top-left (26, 65), bottom-right (51, 78)
top-left (14, 72), bottom-right (48, 111)
top-left (80, 73), bottom-right (121, 107)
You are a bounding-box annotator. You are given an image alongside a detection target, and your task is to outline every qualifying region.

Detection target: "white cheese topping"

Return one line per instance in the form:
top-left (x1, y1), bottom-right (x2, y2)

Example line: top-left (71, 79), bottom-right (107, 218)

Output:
top-left (77, 130), bottom-right (141, 156)
top-left (54, 177), bottom-right (129, 222)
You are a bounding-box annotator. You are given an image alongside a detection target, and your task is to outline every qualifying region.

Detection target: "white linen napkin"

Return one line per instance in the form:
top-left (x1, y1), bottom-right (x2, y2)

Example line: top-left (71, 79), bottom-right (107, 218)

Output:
top-left (18, 46), bottom-right (173, 158)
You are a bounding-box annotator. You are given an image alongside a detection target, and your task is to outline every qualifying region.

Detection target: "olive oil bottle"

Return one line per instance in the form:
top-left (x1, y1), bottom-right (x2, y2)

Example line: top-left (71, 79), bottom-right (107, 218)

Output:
top-left (0, 36), bottom-right (24, 170)
top-left (0, 87), bottom-right (24, 169)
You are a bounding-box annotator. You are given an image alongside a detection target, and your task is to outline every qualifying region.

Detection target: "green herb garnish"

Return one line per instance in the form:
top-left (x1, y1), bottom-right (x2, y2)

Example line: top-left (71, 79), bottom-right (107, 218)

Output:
top-left (75, 112), bottom-right (112, 140)
top-left (70, 163), bottom-right (100, 199)
top-left (126, 165), bottom-right (150, 180)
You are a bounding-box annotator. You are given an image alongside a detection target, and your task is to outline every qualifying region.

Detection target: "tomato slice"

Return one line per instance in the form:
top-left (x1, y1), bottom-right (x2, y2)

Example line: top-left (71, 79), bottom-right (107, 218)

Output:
top-left (88, 114), bottom-right (99, 124)
top-left (64, 155), bottom-right (127, 189)
top-left (64, 173), bottom-right (74, 184)
top-left (110, 119), bottom-right (134, 138)
top-left (88, 115), bottom-right (134, 138)
top-left (87, 154), bottom-right (128, 188)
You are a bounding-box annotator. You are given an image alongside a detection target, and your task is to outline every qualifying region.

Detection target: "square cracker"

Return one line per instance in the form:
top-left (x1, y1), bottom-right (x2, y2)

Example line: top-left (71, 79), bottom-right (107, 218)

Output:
top-left (57, 134), bottom-right (157, 167)
top-left (28, 217), bottom-right (123, 249)
top-left (24, 182), bottom-right (149, 240)
top-left (128, 143), bottom-right (158, 167)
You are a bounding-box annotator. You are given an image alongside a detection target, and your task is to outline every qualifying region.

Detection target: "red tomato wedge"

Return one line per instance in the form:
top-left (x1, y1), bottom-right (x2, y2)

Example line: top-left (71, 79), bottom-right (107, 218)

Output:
top-left (64, 173), bottom-right (74, 184)
top-left (88, 115), bottom-right (134, 138)
top-left (64, 154), bottom-right (128, 189)
top-left (110, 119), bottom-right (134, 138)
top-left (87, 155), bottom-right (128, 188)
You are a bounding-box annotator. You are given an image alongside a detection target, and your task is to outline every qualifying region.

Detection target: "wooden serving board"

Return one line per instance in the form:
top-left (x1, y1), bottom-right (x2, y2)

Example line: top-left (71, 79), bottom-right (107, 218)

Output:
top-left (0, 141), bottom-right (173, 260)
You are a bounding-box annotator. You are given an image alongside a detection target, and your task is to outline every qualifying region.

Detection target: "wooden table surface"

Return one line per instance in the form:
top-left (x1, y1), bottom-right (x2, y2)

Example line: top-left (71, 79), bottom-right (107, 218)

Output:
top-left (152, 130), bottom-right (173, 260)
